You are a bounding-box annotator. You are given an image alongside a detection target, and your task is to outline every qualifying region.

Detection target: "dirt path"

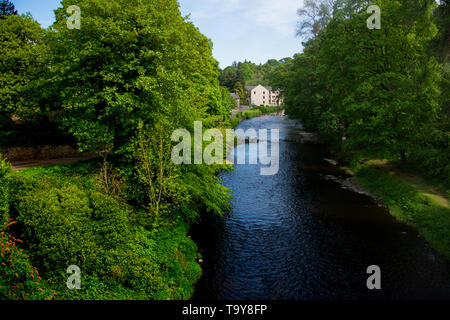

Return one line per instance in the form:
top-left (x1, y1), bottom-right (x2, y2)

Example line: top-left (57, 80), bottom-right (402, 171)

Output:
top-left (12, 155), bottom-right (97, 171)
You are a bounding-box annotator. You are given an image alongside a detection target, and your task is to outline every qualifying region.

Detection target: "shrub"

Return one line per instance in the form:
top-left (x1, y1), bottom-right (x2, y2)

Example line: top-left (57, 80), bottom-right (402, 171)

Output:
top-left (0, 154), bottom-right (10, 224)
top-left (0, 220), bottom-right (57, 300)
top-left (9, 164), bottom-right (204, 299)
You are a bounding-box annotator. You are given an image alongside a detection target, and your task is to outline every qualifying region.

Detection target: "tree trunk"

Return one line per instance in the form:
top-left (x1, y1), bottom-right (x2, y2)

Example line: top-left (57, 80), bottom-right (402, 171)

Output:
top-left (400, 150), bottom-right (407, 165)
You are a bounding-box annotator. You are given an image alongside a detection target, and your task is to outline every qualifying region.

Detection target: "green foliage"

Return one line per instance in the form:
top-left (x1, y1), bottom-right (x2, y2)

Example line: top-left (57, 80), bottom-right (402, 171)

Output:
top-left (430, 0), bottom-right (449, 62)
top-left (0, 221), bottom-right (56, 300)
top-left (48, 0), bottom-right (222, 155)
top-left (0, 13), bottom-right (48, 120)
top-left (134, 122), bottom-right (191, 219)
top-left (207, 86), bottom-right (235, 117)
top-left (277, 0), bottom-right (448, 180)
top-left (221, 86), bottom-right (237, 112)
top-left (219, 59), bottom-right (289, 91)
top-left (251, 105), bottom-right (280, 114)
top-left (0, 0), bottom-right (17, 17)
top-left (233, 81), bottom-right (245, 102)
top-left (234, 106), bottom-right (279, 121)
top-left (0, 154), bottom-right (10, 224)
top-left (0, 155), bottom-right (56, 300)
top-left (219, 66), bottom-right (241, 89)
top-left (229, 117), bottom-right (242, 128)
top-left (0, 0), bottom-right (237, 302)
top-left (7, 162), bottom-right (203, 300)
top-left (236, 109), bottom-right (262, 120)
top-left (180, 164), bottom-right (232, 222)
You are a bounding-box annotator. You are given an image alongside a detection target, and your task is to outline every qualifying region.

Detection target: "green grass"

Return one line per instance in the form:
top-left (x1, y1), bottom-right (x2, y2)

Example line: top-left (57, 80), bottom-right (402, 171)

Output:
top-left (233, 105), bottom-right (282, 123)
top-left (354, 163), bottom-right (450, 260)
top-left (235, 109), bottom-right (262, 120)
top-left (251, 105), bottom-right (280, 114)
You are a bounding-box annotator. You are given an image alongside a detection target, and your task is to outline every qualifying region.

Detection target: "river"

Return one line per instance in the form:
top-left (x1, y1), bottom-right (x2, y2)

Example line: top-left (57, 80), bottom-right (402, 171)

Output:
top-left (192, 115), bottom-right (450, 300)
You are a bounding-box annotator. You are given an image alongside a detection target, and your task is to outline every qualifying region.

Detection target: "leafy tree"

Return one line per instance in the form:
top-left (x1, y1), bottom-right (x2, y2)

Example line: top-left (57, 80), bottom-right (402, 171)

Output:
top-left (219, 66), bottom-right (240, 89)
top-left (431, 0), bottom-right (450, 62)
top-left (0, 154), bottom-right (10, 223)
top-left (321, 0), bottom-right (441, 162)
top-left (135, 121), bottom-right (190, 218)
top-left (234, 81), bottom-right (245, 102)
top-left (48, 0), bottom-right (222, 156)
top-left (280, 0), bottom-right (446, 175)
top-left (221, 86), bottom-right (237, 111)
top-left (238, 63), bottom-right (254, 83)
top-left (296, 0), bottom-right (335, 40)
top-left (0, 0), bottom-right (17, 17)
top-left (0, 14), bottom-right (48, 120)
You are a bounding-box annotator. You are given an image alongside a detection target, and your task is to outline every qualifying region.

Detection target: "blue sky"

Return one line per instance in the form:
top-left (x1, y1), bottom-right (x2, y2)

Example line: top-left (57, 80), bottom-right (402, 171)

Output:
top-left (13, 0), bottom-right (304, 68)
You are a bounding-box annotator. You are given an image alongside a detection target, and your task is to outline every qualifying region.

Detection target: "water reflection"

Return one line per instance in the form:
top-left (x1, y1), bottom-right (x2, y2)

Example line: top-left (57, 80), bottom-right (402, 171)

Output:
top-left (192, 116), bottom-right (450, 300)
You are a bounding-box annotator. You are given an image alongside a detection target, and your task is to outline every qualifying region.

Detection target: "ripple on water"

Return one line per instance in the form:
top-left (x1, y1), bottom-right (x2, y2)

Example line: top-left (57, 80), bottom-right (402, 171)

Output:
top-left (192, 116), bottom-right (450, 300)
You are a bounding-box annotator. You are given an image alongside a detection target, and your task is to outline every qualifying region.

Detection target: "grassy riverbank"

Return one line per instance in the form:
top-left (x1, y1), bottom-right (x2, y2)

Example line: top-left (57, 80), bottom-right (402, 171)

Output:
top-left (352, 160), bottom-right (450, 260)
top-left (231, 106), bottom-right (283, 127)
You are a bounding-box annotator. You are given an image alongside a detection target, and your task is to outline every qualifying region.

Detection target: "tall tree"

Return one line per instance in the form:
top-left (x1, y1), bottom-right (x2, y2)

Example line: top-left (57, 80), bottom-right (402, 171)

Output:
top-left (281, 0), bottom-right (444, 171)
top-left (0, 14), bottom-right (47, 119)
top-left (48, 0), bottom-right (222, 156)
top-left (0, 0), bottom-right (17, 17)
top-left (234, 81), bottom-right (245, 102)
top-left (296, 0), bottom-right (335, 40)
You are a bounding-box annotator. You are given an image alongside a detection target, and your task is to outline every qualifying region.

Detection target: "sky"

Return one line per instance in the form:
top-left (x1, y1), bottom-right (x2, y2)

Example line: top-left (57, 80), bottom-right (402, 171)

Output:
top-left (12, 0), bottom-right (304, 68)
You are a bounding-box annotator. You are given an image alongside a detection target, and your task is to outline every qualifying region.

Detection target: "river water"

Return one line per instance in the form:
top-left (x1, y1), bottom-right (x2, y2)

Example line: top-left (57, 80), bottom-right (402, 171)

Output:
top-left (192, 116), bottom-right (450, 300)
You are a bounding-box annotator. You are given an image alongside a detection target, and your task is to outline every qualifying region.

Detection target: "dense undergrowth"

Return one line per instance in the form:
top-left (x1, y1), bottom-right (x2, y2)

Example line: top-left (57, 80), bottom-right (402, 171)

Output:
top-left (0, 155), bottom-right (232, 300)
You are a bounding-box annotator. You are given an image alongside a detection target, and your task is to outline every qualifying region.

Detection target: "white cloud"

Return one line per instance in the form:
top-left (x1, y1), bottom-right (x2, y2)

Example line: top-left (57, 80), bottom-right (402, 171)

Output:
top-left (178, 0), bottom-right (304, 67)
top-left (246, 0), bottom-right (302, 35)
top-left (183, 0), bottom-right (302, 36)
top-left (184, 0), bottom-right (245, 19)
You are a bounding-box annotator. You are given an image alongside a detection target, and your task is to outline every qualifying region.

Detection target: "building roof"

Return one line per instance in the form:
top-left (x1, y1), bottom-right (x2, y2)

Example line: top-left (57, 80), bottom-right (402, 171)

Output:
top-left (245, 85), bottom-right (272, 91)
top-left (230, 93), bottom-right (240, 100)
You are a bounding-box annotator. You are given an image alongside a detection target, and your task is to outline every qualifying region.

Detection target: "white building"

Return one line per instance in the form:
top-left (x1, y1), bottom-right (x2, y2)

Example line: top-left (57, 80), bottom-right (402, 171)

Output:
top-left (245, 85), bottom-right (283, 107)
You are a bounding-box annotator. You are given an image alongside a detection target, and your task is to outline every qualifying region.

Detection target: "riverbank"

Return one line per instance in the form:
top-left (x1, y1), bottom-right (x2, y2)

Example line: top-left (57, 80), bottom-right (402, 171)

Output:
top-left (325, 157), bottom-right (450, 260)
top-left (350, 160), bottom-right (450, 260)
top-left (0, 157), bottom-right (214, 300)
top-left (191, 115), bottom-right (450, 300)
top-left (286, 124), bottom-right (450, 261)
top-left (230, 106), bottom-right (285, 127)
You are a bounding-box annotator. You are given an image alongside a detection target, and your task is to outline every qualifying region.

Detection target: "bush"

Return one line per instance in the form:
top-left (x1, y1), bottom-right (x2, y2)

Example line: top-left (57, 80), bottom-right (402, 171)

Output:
top-left (251, 105), bottom-right (279, 114)
top-left (0, 154), bottom-right (10, 224)
top-left (236, 109), bottom-right (262, 120)
top-left (229, 117), bottom-right (242, 128)
top-left (0, 220), bottom-right (56, 300)
top-left (8, 163), bottom-right (203, 299)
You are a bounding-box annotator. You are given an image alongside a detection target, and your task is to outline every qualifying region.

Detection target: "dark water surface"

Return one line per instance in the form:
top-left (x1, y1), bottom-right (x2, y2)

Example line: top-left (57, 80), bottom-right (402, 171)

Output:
top-left (192, 116), bottom-right (450, 300)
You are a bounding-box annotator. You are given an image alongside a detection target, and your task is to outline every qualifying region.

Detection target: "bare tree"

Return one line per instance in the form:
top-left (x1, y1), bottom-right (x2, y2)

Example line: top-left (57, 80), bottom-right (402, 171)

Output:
top-left (296, 0), bottom-right (336, 40)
